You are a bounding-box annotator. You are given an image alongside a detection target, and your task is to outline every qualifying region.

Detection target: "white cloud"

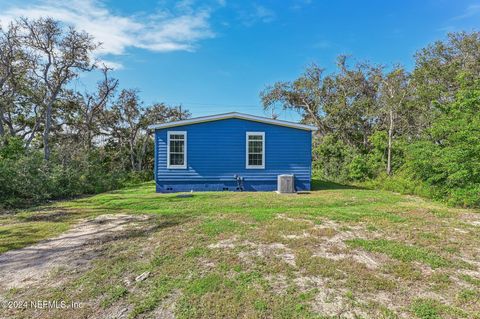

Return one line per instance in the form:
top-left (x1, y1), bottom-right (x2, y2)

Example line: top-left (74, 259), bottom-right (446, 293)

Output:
top-left (237, 4), bottom-right (276, 27)
top-left (253, 4), bottom-right (276, 23)
top-left (98, 59), bottom-right (124, 70)
top-left (290, 0), bottom-right (312, 11)
top-left (452, 4), bottom-right (480, 20)
top-left (139, 10), bottom-right (213, 52)
top-left (0, 0), bottom-right (215, 63)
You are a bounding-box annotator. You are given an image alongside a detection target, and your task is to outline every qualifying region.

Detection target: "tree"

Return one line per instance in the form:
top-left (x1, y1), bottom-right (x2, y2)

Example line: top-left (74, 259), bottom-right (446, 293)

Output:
top-left (78, 66), bottom-right (118, 150)
top-left (261, 57), bottom-right (382, 149)
top-left (406, 77), bottom-right (480, 206)
top-left (260, 63), bottom-right (331, 135)
top-left (21, 18), bottom-right (98, 160)
top-left (0, 17), bottom-right (194, 207)
top-left (413, 31), bottom-right (480, 128)
top-left (0, 22), bottom-right (19, 139)
top-left (378, 66), bottom-right (410, 175)
top-left (325, 57), bottom-right (382, 148)
top-left (106, 89), bottom-right (190, 171)
top-left (0, 21), bottom-right (34, 141)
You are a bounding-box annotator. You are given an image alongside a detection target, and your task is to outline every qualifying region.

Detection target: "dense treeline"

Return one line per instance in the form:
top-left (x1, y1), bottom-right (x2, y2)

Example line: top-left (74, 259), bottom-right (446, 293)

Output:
top-left (262, 32), bottom-right (480, 207)
top-left (0, 18), bottom-right (189, 207)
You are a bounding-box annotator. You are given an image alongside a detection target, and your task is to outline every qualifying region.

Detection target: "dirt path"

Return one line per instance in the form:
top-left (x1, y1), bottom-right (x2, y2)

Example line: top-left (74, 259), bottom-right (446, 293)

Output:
top-left (0, 214), bottom-right (148, 290)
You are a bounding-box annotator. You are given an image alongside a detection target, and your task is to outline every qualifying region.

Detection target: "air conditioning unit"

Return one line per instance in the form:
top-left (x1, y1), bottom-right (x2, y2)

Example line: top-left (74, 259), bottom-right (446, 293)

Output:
top-left (277, 174), bottom-right (295, 193)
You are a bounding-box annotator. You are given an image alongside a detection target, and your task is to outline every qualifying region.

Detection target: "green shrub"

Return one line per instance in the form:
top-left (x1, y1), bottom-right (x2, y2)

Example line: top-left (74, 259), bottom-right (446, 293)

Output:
top-left (347, 154), bottom-right (372, 181)
top-left (402, 79), bottom-right (480, 207)
top-left (313, 134), bottom-right (357, 182)
top-left (363, 173), bottom-right (431, 197)
top-left (0, 142), bottom-right (151, 208)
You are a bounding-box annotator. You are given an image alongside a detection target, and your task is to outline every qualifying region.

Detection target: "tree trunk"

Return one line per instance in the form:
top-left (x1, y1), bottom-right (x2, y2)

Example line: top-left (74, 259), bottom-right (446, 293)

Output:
top-left (138, 131), bottom-right (150, 171)
top-left (129, 138), bottom-right (136, 171)
top-left (26, 117), bottom-right (40, 148)
top-left (387, 109), bottom-right (394, 176)
top-left (42, 86), bottom-right (63, 160)
top-left (0, 106), bottom-right (5, 138)
top-left (43, 101), bottom-right (53, 161)
top-left (86, 113), bottom-right (93, 151)
top-left (0, 77), bottom-right (8, 135)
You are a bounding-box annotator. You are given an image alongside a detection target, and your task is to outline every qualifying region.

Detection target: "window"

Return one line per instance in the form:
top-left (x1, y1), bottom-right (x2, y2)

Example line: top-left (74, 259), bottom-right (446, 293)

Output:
top-left (167, 131), bottom-right (187, 169)
top-left (246, 132), bottom-right (265, 169)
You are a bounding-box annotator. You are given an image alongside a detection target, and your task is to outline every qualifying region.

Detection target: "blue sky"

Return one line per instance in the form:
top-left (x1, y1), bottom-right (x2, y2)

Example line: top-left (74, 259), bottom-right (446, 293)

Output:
top-left (1, 0), bottom-right (480, 120)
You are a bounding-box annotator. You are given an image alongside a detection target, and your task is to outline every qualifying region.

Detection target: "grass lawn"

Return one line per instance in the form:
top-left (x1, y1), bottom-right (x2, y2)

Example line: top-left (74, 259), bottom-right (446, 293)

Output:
top-left (1, 180), bottom-right (480, 318)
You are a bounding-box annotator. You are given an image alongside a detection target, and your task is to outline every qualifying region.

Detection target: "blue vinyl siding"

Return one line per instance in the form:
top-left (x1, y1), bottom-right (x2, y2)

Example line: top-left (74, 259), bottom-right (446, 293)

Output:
top-left (154, 118), bottom-right (312, 192)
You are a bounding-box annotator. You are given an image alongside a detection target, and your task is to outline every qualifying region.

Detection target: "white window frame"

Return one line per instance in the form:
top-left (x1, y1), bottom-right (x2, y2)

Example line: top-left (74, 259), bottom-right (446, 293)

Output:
top-left (167, 131), bottom-right (187, 169)
top-left (246, 132), bottom-right (265, 169)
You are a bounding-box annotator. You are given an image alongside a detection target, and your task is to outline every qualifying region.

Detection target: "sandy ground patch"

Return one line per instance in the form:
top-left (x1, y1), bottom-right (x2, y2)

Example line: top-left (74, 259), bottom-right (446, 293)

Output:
top-left (277, 215), bottom-right (385, 269)
top-left (0, 214), bottom-right (148, 290)
top-left (207, 237), bottom-right (238, 249)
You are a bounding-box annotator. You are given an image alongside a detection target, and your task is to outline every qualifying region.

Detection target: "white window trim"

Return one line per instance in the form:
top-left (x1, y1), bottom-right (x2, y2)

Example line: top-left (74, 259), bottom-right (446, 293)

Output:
top-left (246, 132), bottom-right (265, 169)
top-left (167, 131), bottom-right (187, 169)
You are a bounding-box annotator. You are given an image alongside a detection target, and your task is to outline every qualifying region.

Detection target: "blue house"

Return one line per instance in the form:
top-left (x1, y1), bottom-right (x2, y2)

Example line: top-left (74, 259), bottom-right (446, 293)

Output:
top-left (148, 112), bottom-right (317, 193)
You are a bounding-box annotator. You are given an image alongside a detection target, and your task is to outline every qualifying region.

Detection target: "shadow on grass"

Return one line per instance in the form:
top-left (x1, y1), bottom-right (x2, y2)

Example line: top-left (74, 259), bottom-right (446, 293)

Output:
top-left (311, 179), bottom-right (363, 191)
top-left (105, 214), bottom-right (192, 243)
top-left (21, 211), bottom-right (78, 222)
top-left (1, 213), bottom-right (190, 253)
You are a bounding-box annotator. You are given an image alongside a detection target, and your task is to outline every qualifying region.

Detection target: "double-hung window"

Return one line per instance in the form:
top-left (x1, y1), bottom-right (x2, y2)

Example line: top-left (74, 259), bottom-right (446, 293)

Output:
top-left (246, 132), bottom-right (265, 169)
top-left (167, 131), bottom-right (187, 169)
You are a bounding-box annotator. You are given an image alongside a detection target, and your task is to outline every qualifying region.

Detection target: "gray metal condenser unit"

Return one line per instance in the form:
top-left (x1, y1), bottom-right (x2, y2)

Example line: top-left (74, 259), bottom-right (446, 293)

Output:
top-left (277, 174), bottom-right (295, 193)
